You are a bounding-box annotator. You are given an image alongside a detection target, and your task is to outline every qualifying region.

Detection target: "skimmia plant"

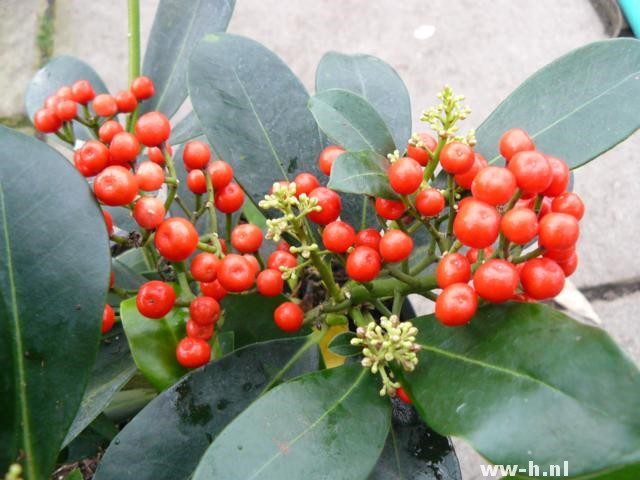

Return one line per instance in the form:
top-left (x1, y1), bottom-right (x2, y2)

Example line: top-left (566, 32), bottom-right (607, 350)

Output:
top-left (2, 1), bottom-right (640, 479)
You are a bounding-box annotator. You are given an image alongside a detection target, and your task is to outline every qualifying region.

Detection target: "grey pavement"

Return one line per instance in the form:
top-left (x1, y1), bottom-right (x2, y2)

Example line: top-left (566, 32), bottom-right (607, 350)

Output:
top-left (1, 1), bottom-right (638, 479)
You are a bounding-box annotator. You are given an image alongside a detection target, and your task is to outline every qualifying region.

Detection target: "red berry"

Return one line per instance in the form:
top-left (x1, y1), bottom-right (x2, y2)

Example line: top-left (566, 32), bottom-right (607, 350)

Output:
top-left (176, 337), bottom-right (211, 369)
top-left (396, 386), bottom-right (412, 404)
top-left (379, 229), bottom-right (413, 263)
top-left (322, 221), bottom-right (355, 253)
top-left (466, 247), bottom-right (493, 265)
top-left (500, 208), bottom-right (539, 245)
top-left (557, 252), bottom-right (578, 277)
top-left (346, 246), bottom-right (382, 282)
top-left (274, 302), bottom-right (304, 332)
top-left (207, 160), bottom-right (234, 189)
top-left (135, 112), bottom-right (171, 147)
top-left (102, 209), bottom-right (114, 235)
top-left (214, 182), bottom-right (245, 213)
top-left (93, 94), bottom-right (118, 117)
top-left (93, 165), bottom-right (138, 206)
top-left (520, 258), bottom-right (565, 299)
top-left (186, 319), bottom-right (214, 341)
top-left (187, 169), bottom-right (207, 194)
top-left (56, 86), bottom-right (73, 100)
top-left (508, 151), bottom-right (552, 194)
top-left (136, 161), bottom-right (165, 191)
top-left (267, 250), bottom-right (297, 271)
top-left (115, 90), bottom-right (138, 113)
top-left (473, 259), bottom-right (519, 303)
top-left (407, 133), bottom-right (437, 166)
top-left (55, 99), bottom-right (77, 122)
top-left (318, 145), bottom-right (345, 176)
top-left (440, 142), bottom-right (474, 174)
top-left (375, 197), bottom-right (405, 220)
top-left (102, 304), bottom-right (115, 334)
top-left (133, 196), bottom-right (165, 230)
top-left (257, 269), bottom-right (284, 297)
top-left (542, 156), bottom-right (569, 197)
top-left (231, 224), bottom-right (263, 253)
top-left (183, 141), bottom-right (211, 170)
top-left (436, 253), bottom-right (471, 288)
top-left (354, 228), bottom-right (381, 250)
top-left (499, 128), bottom-right (535, 162)
top-left (154, 217), bottom-right (199, 261)
top-left (131, 76), bottom-right (155, 100)
top-left (190, 253), bottom-right (220, 282)
top-left (294, 172), bottom-right (320, 197)
top-left (551, 192), bottom-right (584, 220)
top-left (388, 157), bottom-right (423, 195)
top-left (71, 80), bottom-right (96, 104)
top-left (99, 120), bottom-right (124, 143)
top-left (77, 140), bottom-right (109, 177)
top-left (543, 246), bottom-right (576, 262)
top-left (453, 199), bottom-right (501, 249)
top-left (109, 132), bottom-right (141, 164)
top-left (307, 187), bottom-right (341, 225)
top-left (415, 188), bottom-right (445, 217)
top-left (34, 108), bottom-right (62, 133)
top-left (471, 166), bottom-right (517, 206)
top-left (538, 212), bottom-right (580, 250)
top-left (148, 144), bottom-right (171, 166)
top-left (217, 254), bottom-right (256, 292)
top-left (189, 296), bottom-right (221, 326)
top-left (454, 153), bottom-right (488, 190)
top-left (200, 279), bottom-right (227, 301)
top-left (435, 283), bottom-right (477, 326)
top-left (136, 281), bottom-right (176, 319)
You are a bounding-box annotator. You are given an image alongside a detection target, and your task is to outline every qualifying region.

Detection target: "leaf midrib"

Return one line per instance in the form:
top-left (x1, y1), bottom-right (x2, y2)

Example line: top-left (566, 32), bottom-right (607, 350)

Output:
top-left (488, 69), bottom-right (640, 163)
top-left (0, 182), bottom-right (36, 479)
top-left (419, 343), bottom-right (614, 421)
top-left (246, 369), bottom-right (367, 480)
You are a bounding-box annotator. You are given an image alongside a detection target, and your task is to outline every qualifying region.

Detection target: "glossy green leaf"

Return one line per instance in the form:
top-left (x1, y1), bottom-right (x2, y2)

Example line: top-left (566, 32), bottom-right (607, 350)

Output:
top-left (328, 150), bottom-right (398, 200)
top-left (62, 325), bottom-right (136, 447)
top-left (141, 0), bottom-right (235, 117)
top-left (221, 293), bottom-right (310, 348)
top-left (316, 52), bottom-right (411, 149)
top-left (65, 469), bottom-right (83, 480)
top-left (369, 401), bottom-right (461, 480)
top-left (399, 303), bottom-right (640, 479)
top-left (476, 38), bottom-right (640, 169)
top-left (189, 33), bottom-right (323, 203)
top-left (327, 331), bottom-right (360, 357)
top-left (103, 388), bottom-right (157, 423)
top-left (308, 88), bottom-right (396, 156)
top-left (95, 337), bottom-right (319, 480)
top-left (194, 364), bottom-right (390, 480)
top-left (169, 111), bottom-right (203, 145)
top-left (119, 290), bottom-right (188, 391)
top-left (0, 126), bottom-right (111, 479)
top-left (25, 55), bottom-right (108, 120)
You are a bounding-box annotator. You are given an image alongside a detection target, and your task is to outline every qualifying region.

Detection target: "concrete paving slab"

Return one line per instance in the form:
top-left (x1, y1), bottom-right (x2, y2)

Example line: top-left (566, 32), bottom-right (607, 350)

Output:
top-left (591, 291), bottom-right (640, 364)
top-left (0, 0), bottom-right (42, 117)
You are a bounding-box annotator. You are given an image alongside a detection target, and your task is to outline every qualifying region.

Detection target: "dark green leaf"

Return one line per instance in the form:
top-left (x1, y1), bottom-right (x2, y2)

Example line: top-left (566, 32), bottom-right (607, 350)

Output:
top-left (369, 401), bottom-right (461, 480)
top-left (141, 0), bottom-right (235, 117)
top-left (194, 364), bottom-right (390, 480)
top-left (25, 55), bottom-right (108, 120)
top-left (95, 337), bottom-right (319, 480)
top-left (169, 111), bottom-right (203, 145)
top-left (119, 289), bottom-right (188, 391)
top-left (316, 52), bottom-right (411, 149)
top-left (62, 325), bottom-right (136, 447)
top-left (104, 204), bottom-right (137, 233)
top-left (476, 38), bottom-right (640, 169)
top-left (328, 150), bottom-right (398, 200)
top-left (400, 303), bottom-right (640, 479)
top-left (189, 33), bottom-right (323, 204)
top-left (221, 293), bottom-right (310, 348)
top-left (64, 469), bottom-right (83, 480)
top-left (103, 388), bottom-right (157, 423)
top-left (308, 88), bottom-right (396, 155)
top-left (327, 331), bottom-right (360, 357)
top-left (0, 126), bottom-right (111, 479)
top-left (212, 330), bottom-right (235, 357)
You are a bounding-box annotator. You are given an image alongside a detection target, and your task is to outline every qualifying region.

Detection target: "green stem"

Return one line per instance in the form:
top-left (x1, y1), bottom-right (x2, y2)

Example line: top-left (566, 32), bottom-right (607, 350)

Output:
top-left (162, 144), bottom-right (178, 212)
top-left (309, 250), bottom-right (342, 301)
top-left (127, 0), bottom-right (140, 84)
top-left (446, 174), bottom-right (456, 246)
top-left (350, 307), bottom-right (368, 328)
top-left (409, 254), bottom-right (438, 276)
top-left (173, 261), bottom-right (195, 300)
top-left (424, 138), bottom-right (445, 183)
top-left (392, 291), bottom-right (405, 316)
top-left (511, 247), bottom-right (545, 264)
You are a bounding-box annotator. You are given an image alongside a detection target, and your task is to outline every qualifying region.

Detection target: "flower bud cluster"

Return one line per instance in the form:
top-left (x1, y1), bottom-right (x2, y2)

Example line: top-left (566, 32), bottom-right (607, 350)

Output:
top-left (351, 315), bottom-right (421, 396)
top-left (420, 85), bottom-right (473, 141)
top-left (259, 182), bottom-right (321, 241)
